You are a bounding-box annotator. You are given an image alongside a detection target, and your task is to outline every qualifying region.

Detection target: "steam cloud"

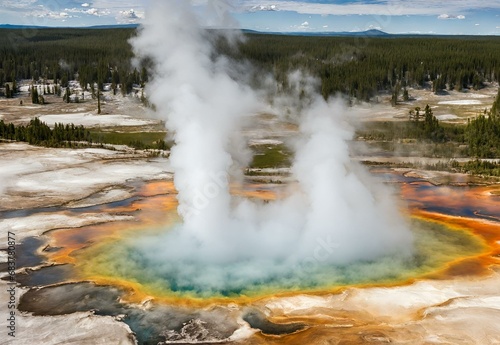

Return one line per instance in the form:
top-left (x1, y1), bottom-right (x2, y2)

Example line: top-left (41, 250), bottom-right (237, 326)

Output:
top-left (130, 0), bottom-right (413, 294)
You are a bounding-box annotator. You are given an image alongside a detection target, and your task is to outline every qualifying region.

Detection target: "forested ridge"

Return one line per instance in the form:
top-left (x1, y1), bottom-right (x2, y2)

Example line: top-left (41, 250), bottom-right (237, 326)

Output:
top-left (235, 34), bottom-right (500, 100)
top-left (1, 28), bottom-right (499, 166)
top-left (1, 28), bottom-right (499, 101)
top-left (0, 28), bottom-right (141, 92)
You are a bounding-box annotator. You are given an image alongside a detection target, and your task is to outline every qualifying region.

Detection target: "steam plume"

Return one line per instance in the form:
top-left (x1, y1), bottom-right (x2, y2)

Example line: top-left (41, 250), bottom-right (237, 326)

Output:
top-left (130, 0), bottom-right (413, 294)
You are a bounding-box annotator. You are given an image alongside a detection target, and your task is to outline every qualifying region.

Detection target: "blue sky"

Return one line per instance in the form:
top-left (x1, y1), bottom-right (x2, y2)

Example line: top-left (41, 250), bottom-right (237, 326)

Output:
top-left (0, 0), bottom-right (499, 35)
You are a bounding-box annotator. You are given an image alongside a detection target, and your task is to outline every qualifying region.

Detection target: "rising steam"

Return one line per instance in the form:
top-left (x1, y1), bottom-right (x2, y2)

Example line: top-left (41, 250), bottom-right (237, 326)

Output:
top-left (129, 0), bottom-right (413, 294)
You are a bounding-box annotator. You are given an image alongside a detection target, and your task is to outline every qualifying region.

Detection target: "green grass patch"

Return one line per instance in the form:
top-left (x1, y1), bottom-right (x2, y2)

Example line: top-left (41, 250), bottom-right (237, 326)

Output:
top-left (250, 144), bottom-right (292, 169)
top-left (90, 131), bottom-right (170, 149)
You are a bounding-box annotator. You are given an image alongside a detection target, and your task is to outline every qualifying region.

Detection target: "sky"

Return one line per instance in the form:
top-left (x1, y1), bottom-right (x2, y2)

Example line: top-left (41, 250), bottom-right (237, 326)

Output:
top-left (0, 0), bottom-right (499, 35)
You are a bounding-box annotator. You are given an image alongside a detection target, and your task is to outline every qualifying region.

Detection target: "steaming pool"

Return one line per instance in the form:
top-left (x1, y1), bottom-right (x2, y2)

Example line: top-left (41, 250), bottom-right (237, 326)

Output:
top-left (12, 171), bottom-right (500, 344)
top-left (75, 217), bottom-right (485, 298)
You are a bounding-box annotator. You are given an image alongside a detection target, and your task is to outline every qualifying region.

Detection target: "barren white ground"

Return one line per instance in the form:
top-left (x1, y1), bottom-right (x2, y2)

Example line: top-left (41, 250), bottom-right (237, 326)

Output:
top-left (262, 269), bottom-right (500, 344)
top-left (0, 143), bottom-right (172, 345)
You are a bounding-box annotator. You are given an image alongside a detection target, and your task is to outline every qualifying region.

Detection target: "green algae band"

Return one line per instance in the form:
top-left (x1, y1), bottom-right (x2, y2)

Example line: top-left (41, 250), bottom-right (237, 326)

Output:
top-left (76, 218), bottom-right (485, 300)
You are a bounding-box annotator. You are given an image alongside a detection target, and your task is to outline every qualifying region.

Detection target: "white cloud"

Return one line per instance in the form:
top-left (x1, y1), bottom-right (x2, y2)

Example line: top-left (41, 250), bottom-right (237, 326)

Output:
top-left (322, 25), bottom-right (328, 28)
top-left (0, 0), bottom-right (121, 23)
top-left (117, 8), bottom-right (144, 23)
top-left (90, 0), bottom-right (146, 11)
top-left (243, 0), bottom-right (500, 17)
top-left (367, 24), bottom-right (382, 30)
top-left (86, 8), bottom-right (99, 16)
top-left (88, 0), bottom-right (145, 22)
top-left (120, 8), bottom-right (138, 19)
top-left (298, 21), bottom-right (309, 29)
top-left (438, 14), bottom-right (466, 20)
top-left (63, 6), bottom-right (107, 17)
top-left (0, 0), bottom-right (37, 10)
top-left (1, 0), bottom-right (497, 28)
top-left (250, 4), bottom-right (277, 12)
top-left (31, 10), bottom-right (74, 20)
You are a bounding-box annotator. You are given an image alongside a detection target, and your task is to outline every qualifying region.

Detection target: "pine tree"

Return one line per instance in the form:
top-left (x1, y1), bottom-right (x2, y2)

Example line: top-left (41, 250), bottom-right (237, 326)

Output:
top-left (111, 69), bottom-right (119, 95)
top-left (31, 86), bottom-right (39, 104)
top-left (403, 87), bottom-right (409, 101)
top-left (97, 89), bottom-right (101, 114)
top-left (490, 89), bottom-right (500, 118)
top-left (5, 83), bottom-right (11, 98)
top-left (391, 81), bottom-right (402, 106)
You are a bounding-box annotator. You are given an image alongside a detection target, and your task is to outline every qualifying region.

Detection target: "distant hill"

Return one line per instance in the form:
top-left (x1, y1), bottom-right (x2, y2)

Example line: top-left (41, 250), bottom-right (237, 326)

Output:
top-left (288, 29), bottom-right (390, 37)
top-left (243, 29), bottom-right (390, 37)
top-left (0, 24), bottom-right (44, 29)
top-left (0, 24), bottom-right (139, 30)
top-left (242, 29), bottom-right (498, 38)
top-left (87, 24), bottom-right (139, 29)
top-left (1, 25), bottom-right (495, 38)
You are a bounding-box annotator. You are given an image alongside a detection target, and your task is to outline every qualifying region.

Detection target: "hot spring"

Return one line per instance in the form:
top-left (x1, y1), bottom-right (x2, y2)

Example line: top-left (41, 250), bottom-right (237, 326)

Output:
top-left (73, 0), bottom-right (416, 300)
top-left (20, 177), bottom-right (499, 345)
top-left (38, 179), bottom-right (490, 304)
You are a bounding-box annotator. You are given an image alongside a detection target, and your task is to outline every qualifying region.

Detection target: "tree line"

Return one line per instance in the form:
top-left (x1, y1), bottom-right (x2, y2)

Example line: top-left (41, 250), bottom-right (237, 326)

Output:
top-left (360, 105), bottom-right (458, 145)
top-left (0, 117), bottom-right (169, 151)
top-left (231, 34), bottom-right (500, 101)
top-left (1, 28), bottom-right (499, 158)
top-left (1, 28), bottom-right (499, 102)
top-left (360, 91), bottom-right (500, 159)
top-left (0, 28), bottom-right (145, 97)
top-left (0, 117), bottom-right (91, 147)
top-left (465, 88), bottom-right (500, 158)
